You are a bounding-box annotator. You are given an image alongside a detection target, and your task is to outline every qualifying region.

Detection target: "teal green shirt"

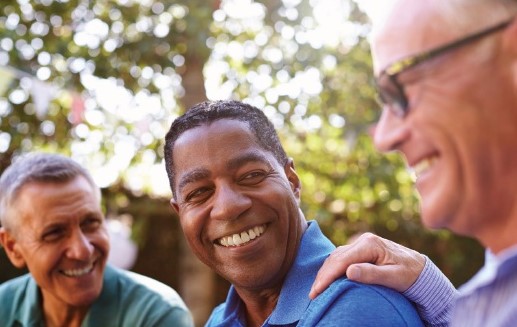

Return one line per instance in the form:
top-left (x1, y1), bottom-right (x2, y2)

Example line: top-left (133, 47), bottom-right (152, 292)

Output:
top-left (0, 265), bottom-right (193, 327)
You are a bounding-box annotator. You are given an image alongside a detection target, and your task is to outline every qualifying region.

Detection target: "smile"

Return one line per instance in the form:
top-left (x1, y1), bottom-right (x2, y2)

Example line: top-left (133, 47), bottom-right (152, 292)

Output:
top-left (217, 224), bottom-right (267, 247)
top-left (411, 156), bottom-right (437, 178)
top-left (61, 261), bottom-right (95, 277)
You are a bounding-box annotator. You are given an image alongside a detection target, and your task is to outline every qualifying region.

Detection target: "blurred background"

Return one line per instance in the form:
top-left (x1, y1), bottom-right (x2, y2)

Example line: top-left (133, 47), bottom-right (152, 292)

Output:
top-left (0, 0), bottom-right (483, 325)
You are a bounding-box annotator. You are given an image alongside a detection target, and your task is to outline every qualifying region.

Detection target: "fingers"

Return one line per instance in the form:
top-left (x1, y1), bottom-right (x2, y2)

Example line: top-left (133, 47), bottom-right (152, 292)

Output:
top-left (309, 245), bottom-right (353, 299)
top-left (310, 232), bottom-right (426, 299)
top-left (310, 234), bottom-right (381, 299)
top-left (345, 264), bottom-right (410, 292)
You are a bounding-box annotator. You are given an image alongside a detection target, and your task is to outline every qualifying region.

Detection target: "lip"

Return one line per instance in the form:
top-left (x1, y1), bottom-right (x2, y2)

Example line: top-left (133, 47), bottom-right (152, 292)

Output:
top-left (215, 223), bottom-right (268, 248)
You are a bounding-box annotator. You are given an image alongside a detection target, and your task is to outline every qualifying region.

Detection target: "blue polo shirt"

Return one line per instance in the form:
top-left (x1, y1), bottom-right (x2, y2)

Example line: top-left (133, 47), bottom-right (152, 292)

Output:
top-left (206, 221), bottom-right (423, 326)
top-left (0, 265), bottom-right (193, 326)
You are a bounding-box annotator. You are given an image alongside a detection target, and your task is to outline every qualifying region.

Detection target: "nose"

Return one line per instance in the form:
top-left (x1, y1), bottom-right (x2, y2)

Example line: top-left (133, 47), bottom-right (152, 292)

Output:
top-left (66, 229), bottom-right (95, 260)
top-left (210, 184), bottom-right (252, 221)
top-left (373, 108), bottom-right (410, 152)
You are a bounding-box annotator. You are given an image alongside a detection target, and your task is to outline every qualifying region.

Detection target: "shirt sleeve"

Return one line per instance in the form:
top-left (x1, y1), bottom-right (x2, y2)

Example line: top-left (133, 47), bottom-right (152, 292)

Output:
top-left (299, 279), bottom-right (424, 326)
top-left (402, 256), bottom-right (458, 327)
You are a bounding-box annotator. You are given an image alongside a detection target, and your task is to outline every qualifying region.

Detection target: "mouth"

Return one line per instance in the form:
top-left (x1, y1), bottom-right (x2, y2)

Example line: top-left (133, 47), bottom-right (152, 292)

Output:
top-left (217, 224), bottom-right (267, 247)
top-left (60, 260), bottom-right (96, 277)
top-left (410, 156), bottom-right (438, 178)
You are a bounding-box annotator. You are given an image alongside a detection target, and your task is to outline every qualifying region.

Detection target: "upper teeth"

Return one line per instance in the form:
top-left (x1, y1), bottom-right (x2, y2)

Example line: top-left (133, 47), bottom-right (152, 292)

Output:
top-left (411, 157), bottom-right (436, 178)
top-left (62, 263), bottom-right (93, 277)
top-left (218, 225), bottom-right (266, 247)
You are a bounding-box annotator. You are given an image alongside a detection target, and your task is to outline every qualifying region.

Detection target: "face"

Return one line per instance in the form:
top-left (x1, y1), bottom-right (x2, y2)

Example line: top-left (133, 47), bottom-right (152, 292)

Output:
top-left (0, 176), bottom-right (110, 309)
top-left (170, 119), bottom-right (307, 293)
top-left (371, 1), bottom-right (517, 248)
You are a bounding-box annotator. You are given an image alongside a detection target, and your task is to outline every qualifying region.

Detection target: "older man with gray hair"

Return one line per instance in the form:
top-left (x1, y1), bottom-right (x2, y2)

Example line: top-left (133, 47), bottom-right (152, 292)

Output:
top-left (0, 152), bottom-right (193, 327)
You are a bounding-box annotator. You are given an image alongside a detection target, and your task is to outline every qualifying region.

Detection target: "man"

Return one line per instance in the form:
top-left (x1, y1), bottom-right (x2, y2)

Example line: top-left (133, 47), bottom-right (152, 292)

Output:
top-left (163, 100), bottom-right (423, 326)
top-left (309, 1), bottom-right (517, 326)
top-left (0, 153), bottom-right (193, 326)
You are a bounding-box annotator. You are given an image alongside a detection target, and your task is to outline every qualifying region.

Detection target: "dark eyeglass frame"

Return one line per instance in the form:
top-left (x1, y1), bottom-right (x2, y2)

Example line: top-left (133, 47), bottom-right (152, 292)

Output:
top-left (375, 17), bottom-right (515, 118)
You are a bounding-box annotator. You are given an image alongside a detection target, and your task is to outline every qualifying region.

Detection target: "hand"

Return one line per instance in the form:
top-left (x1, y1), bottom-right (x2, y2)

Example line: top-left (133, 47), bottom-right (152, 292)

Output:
top-left (309, 233), bottom-right (425, 299)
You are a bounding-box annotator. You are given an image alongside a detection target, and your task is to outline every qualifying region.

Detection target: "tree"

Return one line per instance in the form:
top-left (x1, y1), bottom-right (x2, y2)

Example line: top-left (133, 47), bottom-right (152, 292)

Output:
top-left (0, 0), bottom-right (483, 325)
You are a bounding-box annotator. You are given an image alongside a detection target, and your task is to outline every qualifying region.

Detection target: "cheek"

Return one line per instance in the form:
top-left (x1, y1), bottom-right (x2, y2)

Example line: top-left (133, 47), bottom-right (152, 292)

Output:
top-left (179, 210), bottom-right (204, 242)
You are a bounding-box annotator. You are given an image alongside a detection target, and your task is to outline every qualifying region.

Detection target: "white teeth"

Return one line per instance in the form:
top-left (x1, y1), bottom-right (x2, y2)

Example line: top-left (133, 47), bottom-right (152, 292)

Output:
top-left (218, 224), bottom-right (266, 247)
top-left (240, 232), bottom-right (250, 243)
top-left (411, 157), bottom-right (437, 178)
top-left (62, 263), bottom-right (93, 277)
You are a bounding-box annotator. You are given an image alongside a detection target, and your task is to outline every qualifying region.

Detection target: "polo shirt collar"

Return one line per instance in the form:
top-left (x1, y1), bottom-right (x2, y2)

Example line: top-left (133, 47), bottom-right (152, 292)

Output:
top-left (267, 221), bottom-right (334, 325)
top-left (15, 276), bottom-right (44, 326)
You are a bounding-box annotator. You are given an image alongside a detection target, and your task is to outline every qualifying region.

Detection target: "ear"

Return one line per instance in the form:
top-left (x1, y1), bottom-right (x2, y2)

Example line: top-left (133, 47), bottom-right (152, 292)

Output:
top-left (169, 198), bottom-right (180, 215)
top-left (0, 228), bottom-right (26, 269)
top-left (284, 158), bottom-right (301, 200)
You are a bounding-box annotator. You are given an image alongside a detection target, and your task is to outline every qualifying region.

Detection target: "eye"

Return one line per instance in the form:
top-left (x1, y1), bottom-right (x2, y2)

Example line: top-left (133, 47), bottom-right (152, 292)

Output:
top-left (184, 187), bottom-right (213, 204)
top-left (42, 227), bottom-right (65, 242)
top-left (239, 170), bottom-right (268, 185)
top-left (81, 216), bottom-right (102, 232)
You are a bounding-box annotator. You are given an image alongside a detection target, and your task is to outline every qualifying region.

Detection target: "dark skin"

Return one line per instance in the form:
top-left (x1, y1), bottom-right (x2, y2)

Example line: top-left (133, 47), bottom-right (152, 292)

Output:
top-left (170, 119), bottom-right (307, 326)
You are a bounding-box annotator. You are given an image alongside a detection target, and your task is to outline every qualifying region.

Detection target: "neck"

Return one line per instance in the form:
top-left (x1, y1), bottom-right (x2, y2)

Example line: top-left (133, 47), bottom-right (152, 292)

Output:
top-left (479, 193), bottom-right (517, 255)
top-left (42, 294), bottom-right (89, 327)
top-left (235, 287), bottom-right (281, 327)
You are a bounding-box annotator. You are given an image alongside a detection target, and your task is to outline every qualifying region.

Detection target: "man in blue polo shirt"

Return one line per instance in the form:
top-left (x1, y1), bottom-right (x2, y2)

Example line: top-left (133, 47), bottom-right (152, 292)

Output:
top-left (163, 100), bottom-right (423, 326)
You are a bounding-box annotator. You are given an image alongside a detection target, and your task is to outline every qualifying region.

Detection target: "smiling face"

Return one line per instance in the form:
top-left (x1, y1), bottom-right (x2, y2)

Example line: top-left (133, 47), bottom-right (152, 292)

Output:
top-left (0, 176), bottom-right (110, 309)
top-left (371, 1), bottom-right (517, 251)
top-left (170, 119), bottom-right (307, 293)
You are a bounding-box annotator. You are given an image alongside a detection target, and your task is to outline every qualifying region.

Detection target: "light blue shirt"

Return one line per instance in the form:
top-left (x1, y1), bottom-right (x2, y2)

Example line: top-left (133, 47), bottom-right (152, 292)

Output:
top-left (206, 221), bottom-right (423, 326)
top-left (405, 245), bottom-right (517, 327)
top-left (0, 265), bottom-right (193, 327)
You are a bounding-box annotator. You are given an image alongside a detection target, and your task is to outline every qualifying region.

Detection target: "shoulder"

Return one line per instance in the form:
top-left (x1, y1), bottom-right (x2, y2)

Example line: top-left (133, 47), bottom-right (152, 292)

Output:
top-left (98, 266), bottom-right (193, 326)
top-left (115, 267), bottom-right (187, 309)
top-left (0, 274), bottom-right (35, 319)
top-left (0, 274), bottom-right (32, 302)
top-left (300, 278), bottom-right (424, 327)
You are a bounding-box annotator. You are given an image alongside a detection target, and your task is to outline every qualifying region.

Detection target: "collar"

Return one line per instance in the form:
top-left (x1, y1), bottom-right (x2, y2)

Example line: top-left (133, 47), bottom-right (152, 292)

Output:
top-left (459, 244), bottom-right (517, 296)
top-left (15, 275), bottom-right (45, 326)
top-left (220, 220), bottom-right (335, 325)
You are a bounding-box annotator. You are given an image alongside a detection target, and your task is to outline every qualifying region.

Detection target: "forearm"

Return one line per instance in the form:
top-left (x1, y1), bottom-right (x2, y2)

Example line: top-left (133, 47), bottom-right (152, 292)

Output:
top-left (403, 256), bottom-right (458, 327)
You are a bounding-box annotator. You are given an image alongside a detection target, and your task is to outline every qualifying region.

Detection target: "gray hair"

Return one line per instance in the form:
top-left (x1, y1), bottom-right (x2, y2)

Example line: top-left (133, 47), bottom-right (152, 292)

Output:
top-left (0, 152), bottom-right (100, 232)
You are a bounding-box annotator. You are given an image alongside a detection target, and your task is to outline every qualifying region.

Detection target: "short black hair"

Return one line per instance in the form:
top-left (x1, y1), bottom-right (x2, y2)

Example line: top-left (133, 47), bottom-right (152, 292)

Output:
top-left (164, 100), bottom-right (288, 199)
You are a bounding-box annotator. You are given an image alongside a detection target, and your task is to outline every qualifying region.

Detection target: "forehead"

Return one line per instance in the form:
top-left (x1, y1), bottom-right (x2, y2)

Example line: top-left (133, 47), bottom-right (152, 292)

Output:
top-left (371, 1), bottom-right (457, 74)
top-left (14, 176), bottom-right (100, 227)
top-left (173, 120), bottom-right (275, 177)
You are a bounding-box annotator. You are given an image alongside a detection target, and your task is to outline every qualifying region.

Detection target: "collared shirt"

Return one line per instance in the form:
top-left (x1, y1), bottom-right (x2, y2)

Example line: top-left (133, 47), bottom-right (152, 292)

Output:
top-left (0, 265), bottom-right (193, 327)
top-left (206, 221), bottom-right (423, 327)
top-left (405, 245), bottom-right (517, 327)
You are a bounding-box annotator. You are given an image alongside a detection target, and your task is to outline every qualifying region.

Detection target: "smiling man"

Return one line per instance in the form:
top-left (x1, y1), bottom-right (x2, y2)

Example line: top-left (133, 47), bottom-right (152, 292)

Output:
top-left (164, 100), bottom-right (423, 326)
top-left (0, 153), bottom-right (193, 327)
top-left (309, 1), bottom-right (517, 326)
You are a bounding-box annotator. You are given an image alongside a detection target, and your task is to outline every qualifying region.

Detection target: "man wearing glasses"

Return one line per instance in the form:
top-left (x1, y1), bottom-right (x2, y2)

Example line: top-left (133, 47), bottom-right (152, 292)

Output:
top-left (309, 0), bottom-right (517, 326)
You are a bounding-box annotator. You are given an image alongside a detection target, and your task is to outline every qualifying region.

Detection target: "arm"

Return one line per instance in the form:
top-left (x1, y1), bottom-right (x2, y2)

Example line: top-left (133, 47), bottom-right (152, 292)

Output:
top-left (309, 233), bottom-right (458, 326)
top-left (403, 257), bottom-right (457, 327)
top-left (301, 279), bottom-right (424, 327)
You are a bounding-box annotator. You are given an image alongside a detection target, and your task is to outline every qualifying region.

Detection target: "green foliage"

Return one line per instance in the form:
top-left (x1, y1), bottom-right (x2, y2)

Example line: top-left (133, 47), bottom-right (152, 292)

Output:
top-left (0, 0), bottom-right (483, 288)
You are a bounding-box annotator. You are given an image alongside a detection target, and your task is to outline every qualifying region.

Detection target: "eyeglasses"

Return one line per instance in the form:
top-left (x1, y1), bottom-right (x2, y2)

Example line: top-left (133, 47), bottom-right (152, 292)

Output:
top-left (375, 17), bottom-right (515, 118)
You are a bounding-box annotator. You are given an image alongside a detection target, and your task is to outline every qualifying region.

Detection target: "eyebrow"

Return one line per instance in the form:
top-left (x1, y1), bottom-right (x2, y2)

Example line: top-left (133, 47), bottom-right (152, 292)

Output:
top-left (176, 150), bottom-right (273, 194)
top-left (227, 150), bottom-right (272, 171)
